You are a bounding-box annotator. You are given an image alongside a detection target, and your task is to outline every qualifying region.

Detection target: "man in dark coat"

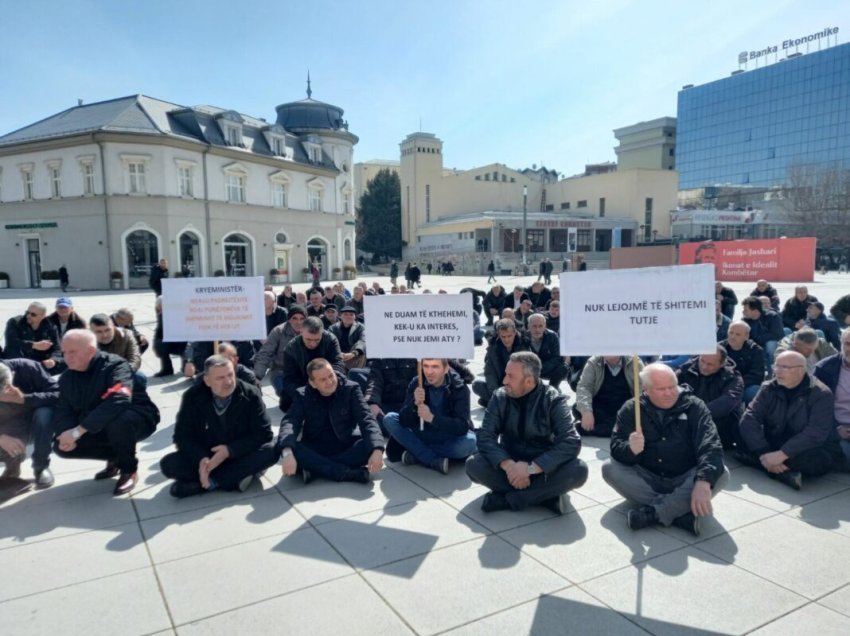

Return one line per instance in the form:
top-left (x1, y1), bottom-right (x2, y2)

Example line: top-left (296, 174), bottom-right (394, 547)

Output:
top-left (739, 350), bottom-right (844, 490)
top-left (149, 258), bottom-right (169, 295)
top-left (483, 285), bottom-right (507, 326)
top-left (53, 330), bottom-right (160, 495)
top-left (525, 282), bottom-right (551, 310)
top-left (160, 355), bottom-right (277, 498)
top-left (741, 296), bottom-right (784, 373)
top-left (472, 319), bottom-right (529, 407)
top-left (329, 306), bottom-right (366, 370)
top-left (364, 358), bottom-right (418, 447)
top-left (830, 293), bottom-right (850, 327)
top-left (280, 317), bottom-right (344, 411)
top-left (3, 302), bottom-right (62, 372)
top-left (813, 329), bottom-right (850, 466)
top-left (750, 279), bottom-right (780, 311)
top-left (466, 352), bottom-right (588, 515)
top-left (715, 282), bottom-right (737, 320)
top-left (781, 285), bottom-right (818, 332)
top-left (719, 321), bottom-right (765, 403)
top-left (806, 302), bottom-right (842, 351)
top-left (603, 363), bottom-right (728, 536)
top-left (527, 314), bottom-right (568, 390)
top-left (279, 358), bottom-right (384, 483)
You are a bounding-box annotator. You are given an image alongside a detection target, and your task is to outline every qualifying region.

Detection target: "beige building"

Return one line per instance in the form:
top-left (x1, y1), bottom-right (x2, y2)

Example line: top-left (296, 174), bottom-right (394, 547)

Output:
top-left (613, 117), bottom-right (676, 171)
top-left (353, 159), bottom-right (399, 209)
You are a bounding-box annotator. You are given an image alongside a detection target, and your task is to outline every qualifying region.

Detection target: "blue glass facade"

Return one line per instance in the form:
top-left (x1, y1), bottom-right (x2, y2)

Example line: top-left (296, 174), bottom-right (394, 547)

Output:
top-left (677, 42), bottom-right (850, 190)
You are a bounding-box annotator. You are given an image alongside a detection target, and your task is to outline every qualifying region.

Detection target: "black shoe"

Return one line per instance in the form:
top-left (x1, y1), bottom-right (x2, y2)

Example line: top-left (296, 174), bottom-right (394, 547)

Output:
top-left (627, 505), bottom-right (658, 530)
top-left (1, 460), bottom-right (22, 480)
top-left (302, 468), bottom-right (313, 485)
top-left (94, 462), bottom-right (120, 480)
top-left (672, 512), bottom-right (701, 537)
top-left (429, 457), bottom-right (449, 475)
top-left (401, 450), bottom-right (419, 466)
top-left (34, 467), bottom-right (55, 489)
top-left (113, 472), bottom-right (137, 496)
top-left (342, 467), bottom-right (370, 484)
top-left (770, 470), bottom-right (802, 491)
top-left (542, 493), bottom-right (569, 516)
top-left (237, 474), bottom-right (254, 492)
top-left (480, 491), bottom-right (509, 513)
top-left (153, 369), bottom-right (174, 378)
top-left (169, 480), bottom-right (204, 499)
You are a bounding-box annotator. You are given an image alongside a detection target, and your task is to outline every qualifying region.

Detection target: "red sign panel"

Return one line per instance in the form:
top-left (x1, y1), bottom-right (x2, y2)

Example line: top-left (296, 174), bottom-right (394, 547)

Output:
top-left (678, 237), bottom-right (816, 282)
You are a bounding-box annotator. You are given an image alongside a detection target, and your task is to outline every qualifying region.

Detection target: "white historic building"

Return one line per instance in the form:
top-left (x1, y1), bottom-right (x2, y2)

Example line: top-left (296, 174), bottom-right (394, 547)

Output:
top-left (0, 85), bottom-right (358, 289)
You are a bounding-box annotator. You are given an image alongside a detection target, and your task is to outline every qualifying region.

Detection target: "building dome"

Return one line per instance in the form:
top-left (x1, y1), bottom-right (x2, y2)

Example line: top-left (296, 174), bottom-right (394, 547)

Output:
top-left (275, 97), bottom-right (348, 132)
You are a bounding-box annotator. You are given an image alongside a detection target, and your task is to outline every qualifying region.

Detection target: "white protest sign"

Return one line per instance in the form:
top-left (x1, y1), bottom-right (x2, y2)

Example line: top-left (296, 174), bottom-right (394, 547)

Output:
top-left (364, 293), bottom-right (475, 359)
top-left (161, 276), bottom-right (266, 342)
top-left (560, 264), bottom-right (716, 356)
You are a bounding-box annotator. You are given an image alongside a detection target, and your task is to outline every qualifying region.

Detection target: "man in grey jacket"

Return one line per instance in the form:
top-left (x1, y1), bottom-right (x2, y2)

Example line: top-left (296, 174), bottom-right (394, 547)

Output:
top-left (466, 351), bottom-right (588, 515)
top-left (252, 305), bottom-right (305, 396)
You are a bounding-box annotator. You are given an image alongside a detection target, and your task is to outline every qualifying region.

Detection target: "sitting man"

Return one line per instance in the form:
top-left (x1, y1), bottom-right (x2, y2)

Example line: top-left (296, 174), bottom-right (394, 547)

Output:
top-left (3, 302), bottom-right (62, 373)
top-left (830, 293), bottom-right (850, 328)
top-left (329, 306), bottom-right (366, 371)
top-left (472, 319), bottom-right (529, 407)
top-left (253, 305), bottom-right (306, 397)
top-left (719, 321), bottom-right (765, 403)
top-left (198, 342), bottom-right (258, 387)
top-left (602, 363), bottom-right (728, 536)
top-left (716, 281), bottom-right (737, 320)
top-left (364, 358), bottom-right (418, 440)
top-left (676, 346), bottom-right (743, 449)
top-left (264, 290), bottom-right (288, 335)
top-left (306, 289), bottom-right (326, 317)
top-left (525, 281), bottom-right (551, 310)
top-left (112, 307), bottom-right (149, 354)
top-left (53, 330), bottom-right (160, 495)
top-left (544, 300), bottom-right (561, 332)
top-left (715, 300), bottom-right (731, 342)
top-left (89, 313), bottom-right (143, 383)
top-left (466, 352), bottom-right (588, 515)
top-left (775, 326), bottom-right (838, 373)
top-left (160, 355), bottom-right (277, 498)
top-left (0, 359), bottom-right (59, 487)
top-left (806, 302), bottom-right (841, 351)
top-left (573, 355), bottom-right (642, 437)
top-left (279, 358), bottom-right (384, 483)
top-left (508, 285), bottom-right (529, 311)
top-left (739, 350), bottom-right (844, 490)
top-left (280, 316), bottom-right (345, 411)
top-left (781, 285), bottom-right (818, 334)
top-left (483, 284), bottom-right (507, 326)
top-left (47, 297), bottom-right (87, 340)
top-left (814, 329), bottom-right (850, 467)
top-left (527, 313), bottom-right (569, 391)
top-left (382, 358), bottom-right (476, 474)
top-left (741, 296), bottom-right (784, 373)
top-left (750, 279), bottom-right (780, 311)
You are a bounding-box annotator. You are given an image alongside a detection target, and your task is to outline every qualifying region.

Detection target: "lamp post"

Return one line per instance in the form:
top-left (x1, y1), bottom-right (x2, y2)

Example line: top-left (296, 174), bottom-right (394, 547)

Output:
top-left (522, 185), bottom-right (528, 265)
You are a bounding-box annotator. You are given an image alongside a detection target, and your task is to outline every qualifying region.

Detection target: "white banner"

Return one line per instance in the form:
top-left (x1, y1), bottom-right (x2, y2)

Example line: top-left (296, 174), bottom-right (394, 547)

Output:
top-left (364, 293), bottom-right (475, 359)
top-left (560, 265), bottom-right (716, 356)
top-left (161, 277), bottom-right (266, 342)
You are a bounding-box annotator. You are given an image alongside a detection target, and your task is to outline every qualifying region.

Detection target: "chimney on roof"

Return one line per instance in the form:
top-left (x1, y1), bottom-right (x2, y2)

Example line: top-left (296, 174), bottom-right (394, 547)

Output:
top-left (77, 99), bottom-right (84, 106)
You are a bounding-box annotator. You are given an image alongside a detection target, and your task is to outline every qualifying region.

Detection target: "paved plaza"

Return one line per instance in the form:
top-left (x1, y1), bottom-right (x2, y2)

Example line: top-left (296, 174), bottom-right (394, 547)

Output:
top-left (2, 271), bottom-right (850, 635)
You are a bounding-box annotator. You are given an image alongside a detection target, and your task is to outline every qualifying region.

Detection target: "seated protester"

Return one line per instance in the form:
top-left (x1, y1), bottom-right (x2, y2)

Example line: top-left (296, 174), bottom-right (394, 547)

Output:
top-left (305, 289), bottom-right (326, 318)
top-left (184, 340), bottom-right (256, 378)
top-left (573, 355), bottom-right (642, 437)
top-left (508, 285), bottom-right (530, 311)
top-left (348, 286), bottom-right (366, 319)
top-left (483, 284), bottom-right (507, 326)
top-left (90, 314), bottom-right (141, 372)
top-left (544, 300), bottom-right (561, 332)
top-left (500, 308), bottom-right (525, 335)
top-left (830, 293), bottom-right (850, 328)
top-left (370, 282), bottom-right (385, 296)
top-left (264, 291), bottom-right (288, 335)
top-left (738, 350), bottom-right (844, 490)
top-left (527, 314), bottom-right (569, 391)
top-left (750, 279), bottom-right (780, 311)
top-left (466, 352), bottom-right (588, 515)
top-left (280, 317), bottom-right (345, 411)
top-left (676, 346), bottom-right (743, 449)
top-left (335, 281), bottom-right (352, 300)
top-left (459, 287), bottom-right (486, 320)
top-left (774, 327), bottom-right (837, 373)
top-left (781, 285), bottom-right (818, 333)
top-left (112, 307), bottom-right (149, 354)
top-left (544, 286), bottom-right (560, 311)
top-left (53, 330), bottom-right (160, 495)
top-left (253, 305), bottom-right (306, 396)
top-left (48, 297), bottom-right (87, 339)
top-left (153, 296), bottom-right (187, 378)
top-left (364, 358), bottom-right (419, 439)
top-left (0, 359), bottom-right (59, 487)
top-left (277, 285), bottom-right (297, 310)
top-left (806, 302), bottom-right (841, 351)
top-left (278, 358), bottom-right (384, 483)
top-left (3, 302), bottom-right (62, 373)
top-left (160, 355), bottom-right (277, 498)
top-left (516, 299), bottom-right (535, 331)
top-left (383, 358), bottom-right (476, 474)
top-left (329, 306), bottom-right (366, 371)
top-left (472, 319), bottom-right (529, 408)
top-left (813, 329), bottom-right (850, 467)
top-left (719, 320), bottom-right (765, 403)
top-left (296, 291), bottom-right (308, 306)
top-left (321, 304), bottom-right (339, 329)
top-left (715, 300), bottom-right (731, 342)
top-left (525, 281), bottom-right (551, 310)
top-left (602, 363), bottom-right (728, 536)
top-left (716, 281), bottom-right (738, 320)
top-left (190, 342), bottom-right (259, 388)
top-left (323, 285), bottom-right (347, 311)
top-left (741, 295), bottom-right (784, 373)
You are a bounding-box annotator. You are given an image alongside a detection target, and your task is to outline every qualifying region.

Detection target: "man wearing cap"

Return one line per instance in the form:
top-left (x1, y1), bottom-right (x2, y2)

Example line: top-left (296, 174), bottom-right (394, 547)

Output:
top-left (329, 306), bottom-right (366, 371)
top-left (280, 317), bottom-right (345, 411)
top-left (321, 304), bottom-right (339, 329)
top-left (253, 305), bottom-right (306, 397)
top-left (48, 297), bottom-right (87, 339)
top-left (806, 302), bottom-right (841, 351)
top-left (3, 302), bottom-right (62, 372)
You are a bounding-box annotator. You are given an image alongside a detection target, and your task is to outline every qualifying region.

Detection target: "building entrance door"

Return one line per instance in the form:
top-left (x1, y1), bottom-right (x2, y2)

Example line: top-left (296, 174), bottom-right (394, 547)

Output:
top-left (27, 238), bottom-right (41, 288)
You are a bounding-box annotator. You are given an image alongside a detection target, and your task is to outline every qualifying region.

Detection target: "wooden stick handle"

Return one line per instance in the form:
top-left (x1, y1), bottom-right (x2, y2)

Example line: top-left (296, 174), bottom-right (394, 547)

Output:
top-left (418, 360), bottom-right (424, 431)
top-left (632, 354), bottom-right (642, 435)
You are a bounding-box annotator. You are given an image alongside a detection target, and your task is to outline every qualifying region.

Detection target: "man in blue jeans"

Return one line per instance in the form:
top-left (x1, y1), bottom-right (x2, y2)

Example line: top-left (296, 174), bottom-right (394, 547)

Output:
top-left (383, 358), bottom-right (476, 474)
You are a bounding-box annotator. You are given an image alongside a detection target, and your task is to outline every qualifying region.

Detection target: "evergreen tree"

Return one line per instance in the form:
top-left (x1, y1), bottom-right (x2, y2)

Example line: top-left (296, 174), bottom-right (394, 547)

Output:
top-left (356, 169), bottom-right (402, 259)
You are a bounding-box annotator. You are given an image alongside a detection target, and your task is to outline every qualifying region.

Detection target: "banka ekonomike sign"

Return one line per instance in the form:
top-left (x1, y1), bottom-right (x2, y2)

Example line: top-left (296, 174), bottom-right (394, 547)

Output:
top-left (738, 26), bottom-right (839, 63)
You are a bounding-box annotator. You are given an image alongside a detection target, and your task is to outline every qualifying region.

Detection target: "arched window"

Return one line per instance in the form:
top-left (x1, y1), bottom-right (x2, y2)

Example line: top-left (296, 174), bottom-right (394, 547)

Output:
top-left (178, 231), bottom-right (201, 277)
top-left (125, 229), bottom-right (159, 289)
top-left (223, 232), bottom-right (253, 276)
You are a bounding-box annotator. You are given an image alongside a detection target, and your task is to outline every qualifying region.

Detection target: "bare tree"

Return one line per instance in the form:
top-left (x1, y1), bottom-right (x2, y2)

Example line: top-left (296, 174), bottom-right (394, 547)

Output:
top-left (783, 163), bottom-right (850, 245)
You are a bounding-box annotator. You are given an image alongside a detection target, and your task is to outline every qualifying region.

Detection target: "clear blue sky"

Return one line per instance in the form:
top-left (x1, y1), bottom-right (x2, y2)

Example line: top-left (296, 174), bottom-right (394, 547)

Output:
top-left (0, 0), bottom-right (842, 176)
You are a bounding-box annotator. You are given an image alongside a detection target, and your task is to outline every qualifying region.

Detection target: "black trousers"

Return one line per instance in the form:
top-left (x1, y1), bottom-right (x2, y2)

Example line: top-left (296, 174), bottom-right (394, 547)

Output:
top-left (160, 443), bottom-right (278, 490)
top-left (737, 438), bottom-right (842, 477)
top-left (53, 412), bottom-right (155, 473)
top-left (465, 453), bottom-right (589, 510)
top-left (294, 438), bottom-right (372, 481)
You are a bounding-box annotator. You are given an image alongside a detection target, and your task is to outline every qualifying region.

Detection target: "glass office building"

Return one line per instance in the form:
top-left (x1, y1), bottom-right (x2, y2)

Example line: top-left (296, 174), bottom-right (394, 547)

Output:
top-left (677, 41), bottom-right (850, 190)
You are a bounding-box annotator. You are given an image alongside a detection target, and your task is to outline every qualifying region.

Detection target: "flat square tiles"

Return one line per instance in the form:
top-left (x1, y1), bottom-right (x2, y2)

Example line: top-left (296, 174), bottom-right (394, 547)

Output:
top-left (313, 497), bottom-right (488, 571)
top-left (722, 467), bottom-right (849, 512)
top-left (787, 488), bottom-right (850, 537)
top-left (0, 523), bottom-right (150, 601)
top-left (582, 547), bottom-right (808, 635)
top-left (140, 491), bottom-right (304, 563)
top-left (819, 583), bottom-right (850, 617)
top-left (0, 568), bottom-right (171, 636)
top-left (749, 603), bottom-right (850, 635)
top-left (176, 574), bottom-right (412, 635)
top-left (500, 504), bottom-right (688, 583)
top-left (698, 514), bottom-right (850, 599)
top-left (443, 586), bottom-right (647, 635)
top-left (156, 526), bottom-right (354, 625)
top-left (361, 535), bottom-right (568, 634)
top-left (387, 461), bottom-right (477, 497)
top-left (573, 459), bottom-right (625, 505)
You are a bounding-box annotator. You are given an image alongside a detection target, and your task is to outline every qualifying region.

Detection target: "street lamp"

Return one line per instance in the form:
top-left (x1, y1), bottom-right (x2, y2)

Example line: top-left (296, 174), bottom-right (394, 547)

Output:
top-left (522, 185), bottom-right (528, 265)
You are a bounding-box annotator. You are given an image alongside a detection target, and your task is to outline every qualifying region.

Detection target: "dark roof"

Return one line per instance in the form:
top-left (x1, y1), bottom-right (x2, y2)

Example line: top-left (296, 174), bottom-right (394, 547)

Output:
top-left (275, 98), bottom-right (349, 132)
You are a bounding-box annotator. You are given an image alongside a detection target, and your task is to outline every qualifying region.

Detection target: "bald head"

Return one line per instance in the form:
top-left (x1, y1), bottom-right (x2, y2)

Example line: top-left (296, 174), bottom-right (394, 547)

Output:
top-left (774, 351), bottom-right (807, 388)
top-left (640, 363), bottom-right (679, 410)
top-left (61, 329), bottom-right (98, 372)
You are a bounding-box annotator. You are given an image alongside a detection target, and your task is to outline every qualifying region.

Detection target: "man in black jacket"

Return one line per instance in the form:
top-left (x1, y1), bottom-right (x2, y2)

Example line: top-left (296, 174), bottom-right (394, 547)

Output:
top-left (3, 302), bottom-right (62, 372)
top-left (742, 296), bottom-right (784, 374)
top-left (278, 358), bottom-right (384, 483)
top-left (280, 317), bottom-right (344, 411)
top-left (719, 321), bottom-right (765, 403)
top-left (781, 285), bottom-right (818, 332)
top-left (676, 346), bottom-right (743, 449)
top-left (329, 306), bottom-right (366, 370)
top-left (472, 319), bottom-right (529, 407)
top-left (382, 359), bottom-right (476, 474)
top-left (483, 285), bottom-right (507, 326)
top-left (527, 314), bottom-right (568, 390)
top-left (53, 330), bottom-right (160, 495)
top-left (160, 355), bottom-right (277, 498)
top-left (149, 258), bottom-right (168, 295)
top-left (602, 363), bottom-right (728, 536)
top-left (466, 352), bottom-right (588, 515)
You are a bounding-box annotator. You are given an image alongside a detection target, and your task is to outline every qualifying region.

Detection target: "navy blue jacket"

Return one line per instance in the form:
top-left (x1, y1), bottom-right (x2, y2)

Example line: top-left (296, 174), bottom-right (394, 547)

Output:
top-left (398, 368), bottom-right (472, 444)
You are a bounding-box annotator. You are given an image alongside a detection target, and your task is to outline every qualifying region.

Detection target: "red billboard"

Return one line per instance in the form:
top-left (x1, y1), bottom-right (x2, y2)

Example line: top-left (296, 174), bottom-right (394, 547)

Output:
top-left (678, 237), bottom-right (816, 282)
